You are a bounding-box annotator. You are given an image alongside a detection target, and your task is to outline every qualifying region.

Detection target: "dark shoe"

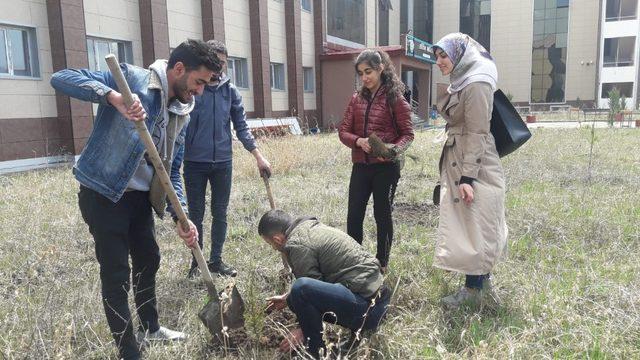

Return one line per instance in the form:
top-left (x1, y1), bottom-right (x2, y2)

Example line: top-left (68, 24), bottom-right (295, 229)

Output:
top-left (187, 264), bottom-right (200, 279)
top-left (337, 329), bottom-right (374, 356)
top-left (208, 261), bottom-right (238, 277)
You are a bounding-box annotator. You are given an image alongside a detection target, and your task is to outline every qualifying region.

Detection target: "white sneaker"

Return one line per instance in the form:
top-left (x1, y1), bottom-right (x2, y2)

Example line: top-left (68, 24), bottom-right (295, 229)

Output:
top-left (137, 326), bottom-right (187, 342)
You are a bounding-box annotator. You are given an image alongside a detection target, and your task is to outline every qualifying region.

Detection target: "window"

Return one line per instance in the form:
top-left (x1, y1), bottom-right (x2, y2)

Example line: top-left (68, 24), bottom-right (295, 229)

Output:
top-left (606, 0), bottom-right (638, 21)
top-left (227, 57), bottom-right (249, 88)
top-left (86, 37), bottom-right (133, 72)
top-left (303, 67), bottom-right (314, 92)
top-left (601, 82), bottom-right (634, 98)
top-left (400, 0), bottom-right (434, 43)
top-left (460, 0), bottom-right (491, 50)
top-left (301, 0), bottom-right (312, 12)
top-left (270, 62), bottom-right (285, 90)
top-left (0, 24), bottom-right (40, 78)
top-left (530, 0), bottom-right (569, 103)
top-left (327, 0), bottom-right (365, 46)
top-left (603, 37), bottom-right (636, 67)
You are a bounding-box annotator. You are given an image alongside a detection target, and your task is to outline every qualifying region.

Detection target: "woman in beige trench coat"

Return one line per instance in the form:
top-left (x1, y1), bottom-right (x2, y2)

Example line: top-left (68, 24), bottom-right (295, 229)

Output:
top-left (432, 33), bottom-right (508, 308)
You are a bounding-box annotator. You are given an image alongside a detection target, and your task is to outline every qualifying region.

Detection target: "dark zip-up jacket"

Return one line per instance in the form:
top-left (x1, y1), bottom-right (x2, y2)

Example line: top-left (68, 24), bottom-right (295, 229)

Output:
top-left (184, 77), bottom-right (257, 163)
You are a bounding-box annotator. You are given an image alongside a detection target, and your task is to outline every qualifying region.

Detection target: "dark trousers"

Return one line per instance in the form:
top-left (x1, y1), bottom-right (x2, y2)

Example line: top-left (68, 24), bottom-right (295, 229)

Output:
top-left (183, 160), bottom-right (233, 266)
top-left (286, 277), bottom-right (390, 357)
top-left (78, 186), bottom-right (160, 360)
top-left (346, 162), bottom-right (400, 267)
top-left (466, 274), bottom-right (490, 289)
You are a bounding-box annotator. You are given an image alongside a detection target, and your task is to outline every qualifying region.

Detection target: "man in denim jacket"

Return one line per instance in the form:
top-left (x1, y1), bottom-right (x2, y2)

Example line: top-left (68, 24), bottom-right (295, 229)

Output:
top-left (51, 39), bottom-right (220, 360)
top-left (184, 40), bottom-right (271, 278)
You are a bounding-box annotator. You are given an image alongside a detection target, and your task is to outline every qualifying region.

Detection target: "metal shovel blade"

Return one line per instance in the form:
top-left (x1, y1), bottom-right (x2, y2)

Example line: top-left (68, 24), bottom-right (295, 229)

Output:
top-left (198, 281), bottom-right (245, 339)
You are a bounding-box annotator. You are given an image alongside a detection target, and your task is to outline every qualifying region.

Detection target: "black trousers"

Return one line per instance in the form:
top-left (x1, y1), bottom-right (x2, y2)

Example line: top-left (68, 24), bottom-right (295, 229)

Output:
top-left (78, 186), bottom-right (160, 360)
top-left (346, 162), bottom-right (400, 267)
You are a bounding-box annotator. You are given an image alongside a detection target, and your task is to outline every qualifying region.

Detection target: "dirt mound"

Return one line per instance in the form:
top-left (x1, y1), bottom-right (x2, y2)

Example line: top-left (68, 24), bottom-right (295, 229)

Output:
top-left (394, 202), bottom-right (439, 227)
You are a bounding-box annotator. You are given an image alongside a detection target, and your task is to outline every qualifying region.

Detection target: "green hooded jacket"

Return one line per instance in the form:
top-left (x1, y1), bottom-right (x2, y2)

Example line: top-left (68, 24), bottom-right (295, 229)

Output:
top-left (283, 218), bottom-right (384, 299)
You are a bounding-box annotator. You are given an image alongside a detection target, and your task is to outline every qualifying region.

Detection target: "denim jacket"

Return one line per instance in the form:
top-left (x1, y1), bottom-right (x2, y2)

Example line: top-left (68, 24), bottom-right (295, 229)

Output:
top-left (184, 77), bottom-right (257, 163)
top-left (50, 63), bottom-right (188, 218)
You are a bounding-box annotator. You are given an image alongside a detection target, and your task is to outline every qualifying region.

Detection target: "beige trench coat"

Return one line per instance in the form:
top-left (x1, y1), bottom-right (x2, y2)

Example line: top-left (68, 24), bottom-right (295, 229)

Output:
top-left (433, 82), bottom-right (507, 275)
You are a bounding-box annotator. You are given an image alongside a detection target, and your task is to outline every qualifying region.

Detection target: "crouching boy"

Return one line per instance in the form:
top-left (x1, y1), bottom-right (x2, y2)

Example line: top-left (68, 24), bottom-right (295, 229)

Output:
top-left (258, 210), bottom-right (391, 358)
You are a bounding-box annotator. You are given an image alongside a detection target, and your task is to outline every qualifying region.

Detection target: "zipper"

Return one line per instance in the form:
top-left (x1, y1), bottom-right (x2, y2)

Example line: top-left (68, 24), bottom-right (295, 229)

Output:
top-left (363, 86), bottom-right (382, 164)
top-left (212, 90), bottom-right (216, 162)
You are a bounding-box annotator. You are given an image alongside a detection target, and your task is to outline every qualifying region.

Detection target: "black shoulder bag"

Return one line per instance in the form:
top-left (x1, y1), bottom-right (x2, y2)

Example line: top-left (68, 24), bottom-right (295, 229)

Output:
top-left (490, 89), bottom-right (532, 157)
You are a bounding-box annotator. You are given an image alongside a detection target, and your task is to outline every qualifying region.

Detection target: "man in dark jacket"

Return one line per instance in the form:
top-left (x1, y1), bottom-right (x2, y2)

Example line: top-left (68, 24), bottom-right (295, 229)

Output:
top-left (184, 40), bottom-right (271, 278)
top-left (258, 210), bottom-right (391, 358)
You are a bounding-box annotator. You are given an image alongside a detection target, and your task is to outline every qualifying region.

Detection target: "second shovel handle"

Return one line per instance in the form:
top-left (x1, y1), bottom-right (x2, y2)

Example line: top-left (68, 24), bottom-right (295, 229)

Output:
top-left (262, 176), bottom-right (276, 210)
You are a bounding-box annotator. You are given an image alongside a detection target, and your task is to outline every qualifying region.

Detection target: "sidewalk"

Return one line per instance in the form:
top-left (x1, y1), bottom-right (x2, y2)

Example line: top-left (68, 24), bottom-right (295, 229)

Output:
top-left (527, 120), bottom-right (638, 129)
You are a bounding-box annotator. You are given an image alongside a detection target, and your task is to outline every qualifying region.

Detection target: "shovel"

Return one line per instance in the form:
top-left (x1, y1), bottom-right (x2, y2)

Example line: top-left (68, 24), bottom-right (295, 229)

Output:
top-left (262, 175), bottom-right (292, 277)
top-left (104, 55), bottom-right (244, 339)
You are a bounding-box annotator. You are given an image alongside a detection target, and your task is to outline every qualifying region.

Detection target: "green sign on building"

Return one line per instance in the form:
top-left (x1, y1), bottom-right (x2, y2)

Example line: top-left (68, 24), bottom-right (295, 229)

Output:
top-left (405, 34), bottom-right (436, 64)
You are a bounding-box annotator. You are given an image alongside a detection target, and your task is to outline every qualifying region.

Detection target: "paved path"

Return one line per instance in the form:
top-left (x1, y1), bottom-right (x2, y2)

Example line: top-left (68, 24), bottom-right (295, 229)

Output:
top-left (526, 121), bottom-right (638, 129)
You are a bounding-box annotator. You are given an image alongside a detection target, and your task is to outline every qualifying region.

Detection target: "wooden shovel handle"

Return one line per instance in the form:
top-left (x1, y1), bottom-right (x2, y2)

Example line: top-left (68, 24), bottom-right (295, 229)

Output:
top-left (261, 174), bottom-right (290, 272)
top-left (105, 54), bottom-right (217, 298)
top-left (262, 176), bottom-right (276, 210)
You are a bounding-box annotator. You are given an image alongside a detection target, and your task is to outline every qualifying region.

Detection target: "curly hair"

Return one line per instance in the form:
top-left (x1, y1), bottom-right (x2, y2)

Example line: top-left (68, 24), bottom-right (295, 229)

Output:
top-left (168, 39), bottom-right (222, 73)
top-left (354, 49), bottom-right (406, 109)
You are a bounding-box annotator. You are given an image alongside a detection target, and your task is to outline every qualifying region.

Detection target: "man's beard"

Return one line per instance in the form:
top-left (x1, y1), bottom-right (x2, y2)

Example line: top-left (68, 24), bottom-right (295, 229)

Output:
top-left (172, 76), bottom-right (190, 103)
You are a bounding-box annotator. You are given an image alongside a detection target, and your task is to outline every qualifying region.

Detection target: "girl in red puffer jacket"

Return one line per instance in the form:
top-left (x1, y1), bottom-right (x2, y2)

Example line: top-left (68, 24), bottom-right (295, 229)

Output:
top-left (338, 49), bottom-right (414, 273)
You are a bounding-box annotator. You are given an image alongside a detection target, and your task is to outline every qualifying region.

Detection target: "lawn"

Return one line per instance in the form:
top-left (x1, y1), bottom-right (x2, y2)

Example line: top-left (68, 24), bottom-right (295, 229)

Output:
top-left (1, 128), bottom-right (639, 359)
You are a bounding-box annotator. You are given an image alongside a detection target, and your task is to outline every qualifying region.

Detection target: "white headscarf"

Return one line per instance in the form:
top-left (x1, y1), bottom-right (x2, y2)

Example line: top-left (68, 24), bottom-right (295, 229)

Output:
top-left (434, 33), bottom-right (498, 94)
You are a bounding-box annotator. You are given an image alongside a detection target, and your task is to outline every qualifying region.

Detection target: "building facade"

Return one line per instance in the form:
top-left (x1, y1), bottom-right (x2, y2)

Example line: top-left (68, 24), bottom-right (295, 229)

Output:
top-left (597, 0), bottom-right (640, 109)
top-left (0, 0), bottom-right (633, 167)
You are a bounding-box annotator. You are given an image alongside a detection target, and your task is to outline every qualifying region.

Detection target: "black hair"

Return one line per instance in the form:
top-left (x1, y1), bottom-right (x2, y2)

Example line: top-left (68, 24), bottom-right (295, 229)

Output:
top-left (354, 48), bottom-right (406, 108)
top-left (258, 210), bottom-right (293, 237)
top-left (168, 39), bottom-right (222, 73)
top-left (206, 39), bottom-right (228, 57)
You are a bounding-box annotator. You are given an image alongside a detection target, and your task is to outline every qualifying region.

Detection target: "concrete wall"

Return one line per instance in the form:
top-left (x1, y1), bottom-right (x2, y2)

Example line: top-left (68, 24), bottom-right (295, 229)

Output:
top-left (83, 0), bottom-right (143, 66)
top-left (0, 0), bottom-right (56, 121)
top-left (301, 6), bottom-right (317, 111)
top-left (598, 3), bottom-right (639, 108)
top-left (491, 0), bottom-right (533, 103)
top-left (431, 0), bottom-right (459, 103)
top-left (389, 0), bottom-right (401, 45)
top-left (565, 0), bottom-right (599, 103)
top-left (167, 0), bottom-right (202, 48)
top-left (366, 0), bottom-right (377, 47)
top-left (224, 0), bottom-right (254, 112)
top-left (268, 0), bottom-right (289, 112)
top-left (322, 58), bottom-right (358, 128)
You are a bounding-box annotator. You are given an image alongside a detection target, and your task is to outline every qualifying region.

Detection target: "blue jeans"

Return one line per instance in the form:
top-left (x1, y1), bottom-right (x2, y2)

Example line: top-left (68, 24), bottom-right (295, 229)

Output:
top-left (183, 160), bottom-right (232, 265)
top-left (286, 277), bottom-right (390, 357)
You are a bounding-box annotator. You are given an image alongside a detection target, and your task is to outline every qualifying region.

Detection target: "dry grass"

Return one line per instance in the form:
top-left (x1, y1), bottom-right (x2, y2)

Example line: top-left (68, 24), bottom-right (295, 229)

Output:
top-left (1, 128), bottom-right (639, 359)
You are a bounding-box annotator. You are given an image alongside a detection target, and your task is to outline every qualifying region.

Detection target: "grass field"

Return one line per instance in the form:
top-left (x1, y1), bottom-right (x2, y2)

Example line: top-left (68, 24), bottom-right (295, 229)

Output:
top-left (1, 128), bottom-right (639, 359)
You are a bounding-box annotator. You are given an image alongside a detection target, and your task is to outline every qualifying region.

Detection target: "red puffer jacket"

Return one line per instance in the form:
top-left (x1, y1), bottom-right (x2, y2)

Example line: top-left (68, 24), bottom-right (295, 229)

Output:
top-left (339, 87), bottom-right (414, 164)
